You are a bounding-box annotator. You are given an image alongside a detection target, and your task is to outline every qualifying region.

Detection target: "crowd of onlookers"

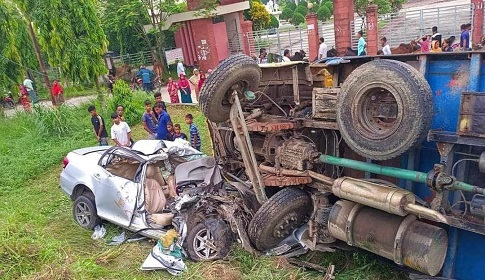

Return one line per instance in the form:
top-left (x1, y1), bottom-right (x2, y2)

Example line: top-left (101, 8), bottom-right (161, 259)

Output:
top-left (87, 91), bottom-right (201, 151)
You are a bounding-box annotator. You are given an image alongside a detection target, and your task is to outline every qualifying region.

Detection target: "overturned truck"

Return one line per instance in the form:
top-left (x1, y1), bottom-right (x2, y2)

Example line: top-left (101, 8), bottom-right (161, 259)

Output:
top-left (198, 53), bottom-right (485, 279)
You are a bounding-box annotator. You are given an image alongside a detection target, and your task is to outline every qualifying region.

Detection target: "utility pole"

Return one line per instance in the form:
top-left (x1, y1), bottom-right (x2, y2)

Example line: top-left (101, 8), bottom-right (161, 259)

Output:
top-left (27, 20), bottom-right (54, 105)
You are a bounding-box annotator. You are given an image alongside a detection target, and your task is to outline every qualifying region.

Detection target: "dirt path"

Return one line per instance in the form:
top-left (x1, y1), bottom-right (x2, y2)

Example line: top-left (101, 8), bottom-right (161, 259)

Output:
top-left (3, 95), bottom-right (96, 118)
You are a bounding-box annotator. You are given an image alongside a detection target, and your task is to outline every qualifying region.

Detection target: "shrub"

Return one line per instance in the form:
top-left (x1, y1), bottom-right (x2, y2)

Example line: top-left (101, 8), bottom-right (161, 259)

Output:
top-left (250, 1), bottom-right (271, 30)
top-left (269, 14), bottom-right (280, 29)
top-left (109, 80), bottom-right (143, 127)
top-left (281, 7), bottom-right (294, 20)
top-left (32, 104), bottom-right (83, 138)
top-left (295, 5), bottom-right (307, 16)
top-left (291, 12), bottom-right (305, 25)
top-left (324, 1), bottom-right (333, 14)
top-left (317, 5), bottom-right (332, 21)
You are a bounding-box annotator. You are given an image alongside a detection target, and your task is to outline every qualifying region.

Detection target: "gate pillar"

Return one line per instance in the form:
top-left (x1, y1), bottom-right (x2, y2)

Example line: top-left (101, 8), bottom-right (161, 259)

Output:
top-left (306, 13), bottom-right (319, 61)
top-left (366, 4), bottom-right (378, 56)
top-left (472, 0), bottom-right (484, 46)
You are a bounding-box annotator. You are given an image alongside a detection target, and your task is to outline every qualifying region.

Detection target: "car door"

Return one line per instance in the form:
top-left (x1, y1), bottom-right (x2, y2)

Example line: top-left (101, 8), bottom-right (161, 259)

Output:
top-left (93, 149), bottom-right (142, 227)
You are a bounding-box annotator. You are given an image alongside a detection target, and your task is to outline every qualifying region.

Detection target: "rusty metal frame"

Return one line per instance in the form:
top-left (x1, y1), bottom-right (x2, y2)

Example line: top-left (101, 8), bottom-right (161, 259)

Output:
top-left (229, 91), bottom-right (268, 204)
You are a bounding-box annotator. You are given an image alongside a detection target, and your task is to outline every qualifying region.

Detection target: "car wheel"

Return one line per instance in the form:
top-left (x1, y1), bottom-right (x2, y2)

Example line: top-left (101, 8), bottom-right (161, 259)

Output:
top-left (337, 59), bottom-right (433, 160)
top-left (73, 195), bottom-right (101, 230)
top-left (199, 54), bottom-right (261, 123)
top-left (248, 187), bottom-right (312, 251)
top-left (185, 218), bottom-right (232, 261)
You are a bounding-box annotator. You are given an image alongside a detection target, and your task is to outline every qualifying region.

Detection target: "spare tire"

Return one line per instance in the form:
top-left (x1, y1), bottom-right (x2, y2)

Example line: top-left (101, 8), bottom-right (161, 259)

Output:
top-left (337, 59), bottom-right (433, 160)
top-left (199, 54), bottom-right (261, 123)
top-left (248, 187), bottom-right (312, 251)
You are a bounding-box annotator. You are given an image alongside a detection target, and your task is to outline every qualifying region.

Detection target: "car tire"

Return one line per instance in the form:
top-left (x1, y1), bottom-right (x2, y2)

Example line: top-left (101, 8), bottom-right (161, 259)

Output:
top-left (185, 218), bottom-right (233, 261)
top-left (199, 54), bottom-right (261, 123)
top-left (337, 59), bottom-right (433, 160)
top-left (248, 187), bottom-right (312, 251)
top-left (73, 194), bottom-right (101, 230)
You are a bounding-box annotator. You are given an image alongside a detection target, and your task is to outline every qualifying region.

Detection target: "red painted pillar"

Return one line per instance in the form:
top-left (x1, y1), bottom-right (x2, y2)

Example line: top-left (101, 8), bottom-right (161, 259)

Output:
top-left (366, 4), bottom-right (378, 55)
top-left (306, 13), bottom-right (319, 61)
top-left (333, 0), bottom-right (354, 53)
top-left (472, 0), bottom-right (484, 46)
top-left (241, 20), bottom-right (255, 56)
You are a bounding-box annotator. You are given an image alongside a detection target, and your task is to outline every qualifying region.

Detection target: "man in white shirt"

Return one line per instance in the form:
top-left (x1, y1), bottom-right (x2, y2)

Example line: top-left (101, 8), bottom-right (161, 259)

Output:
top-left (380, 37), bottom-right (392, 55)
top-left (282, 49), bottom-right (291, 62)
top-left (23, 76), bottom-right (39, 103)
top-left (176, 59), bottom-right (185, 76)
top-left (318, 37), bottom-right (328, 60)
top-left (110, 112), bottom-right (132, 147)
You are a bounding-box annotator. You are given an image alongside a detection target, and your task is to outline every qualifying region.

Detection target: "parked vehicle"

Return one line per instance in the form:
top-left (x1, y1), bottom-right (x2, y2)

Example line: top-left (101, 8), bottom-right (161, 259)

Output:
top-left (1, 93), bottom-right (15, 109)
top-left (60, 139), bottom-right (254, 261)
top-left (199, 53), bottom-right (485, 279)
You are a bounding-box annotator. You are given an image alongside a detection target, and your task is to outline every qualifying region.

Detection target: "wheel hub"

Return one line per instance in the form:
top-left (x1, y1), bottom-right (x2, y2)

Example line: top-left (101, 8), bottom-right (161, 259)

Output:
top-left (75, 202), bottom-right (92, 226)
top-left (193, 228), bottom-right (218, 260)
top-left (273, 212), bottom-right (299, 238)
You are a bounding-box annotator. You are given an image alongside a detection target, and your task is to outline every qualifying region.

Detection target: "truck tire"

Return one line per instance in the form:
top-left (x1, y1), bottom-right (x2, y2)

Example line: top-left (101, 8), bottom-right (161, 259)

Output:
top-left (337, 59), bottom-right (433, 160)
top-left (248, 187), bottom-right (312, 251)
top-left (199, 54), bottom-right (261, 123)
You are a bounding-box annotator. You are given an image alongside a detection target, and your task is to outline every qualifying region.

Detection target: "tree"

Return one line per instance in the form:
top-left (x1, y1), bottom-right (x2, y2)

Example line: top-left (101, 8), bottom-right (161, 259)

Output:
top-left (280, 6), bottom-right (294, 20)
top-left (291, 12), bottom-right (305, 25)
top-left (0, 1), bottom-right (37, 92)
top-left (317, 5), bottom-right (331, 21)
top-left (16, 0), bottom-right (107, 86)
top-left (249, 1), bottom-right (271, 30)
top-left (354, 0), bottom-right (406, 19)
top-left (269, 14), bottom-right (280, 29)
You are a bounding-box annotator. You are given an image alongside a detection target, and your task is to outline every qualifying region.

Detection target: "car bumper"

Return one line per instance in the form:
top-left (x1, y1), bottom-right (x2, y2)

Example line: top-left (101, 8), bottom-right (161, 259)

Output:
top-left (60, 171), bottom-right (77, 199)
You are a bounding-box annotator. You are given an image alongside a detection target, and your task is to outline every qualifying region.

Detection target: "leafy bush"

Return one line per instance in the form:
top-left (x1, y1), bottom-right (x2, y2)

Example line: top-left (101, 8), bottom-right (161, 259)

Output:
top-left (324, 0), bottom-right (333, 13)
top-left (285, 1), bottom-right (297, 11)
top-left (109, 80), bottom-right (143, 127)
top-left (317, 5), bottom-right (332, 21)
top-left (281, 7), bottom-right (294, 20)
top-left (250, 0), bottom-right (271, 30)
top-left (291, 12), bottom-right (305, 25)
top-left (295, 5), bottom-right (307, 16)
top-left (269, 14), bottom-right (280, 29)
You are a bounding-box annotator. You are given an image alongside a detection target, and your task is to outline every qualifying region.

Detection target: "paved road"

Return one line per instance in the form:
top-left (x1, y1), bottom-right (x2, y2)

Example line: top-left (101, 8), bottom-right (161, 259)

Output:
top-left (3, 85), bottom-right (199, 118)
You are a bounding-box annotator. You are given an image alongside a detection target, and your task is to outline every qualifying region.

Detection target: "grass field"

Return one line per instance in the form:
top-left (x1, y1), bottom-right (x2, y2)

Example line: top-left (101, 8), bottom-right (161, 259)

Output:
top-left (0, 95), bottom-right (408, 280)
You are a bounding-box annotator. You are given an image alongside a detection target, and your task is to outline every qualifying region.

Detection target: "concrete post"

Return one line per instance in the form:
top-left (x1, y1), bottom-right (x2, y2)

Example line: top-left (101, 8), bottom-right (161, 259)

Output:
top-left (472, 0), bottom-right (484, 46)
top-left (306, 13), bottom-right (319, 61)
top-left (366, 4), bottom-right (378, 56)
top-left (241, 20), bottom-right (255, 56)
top-left (333, 0), bottom-right (354, 53)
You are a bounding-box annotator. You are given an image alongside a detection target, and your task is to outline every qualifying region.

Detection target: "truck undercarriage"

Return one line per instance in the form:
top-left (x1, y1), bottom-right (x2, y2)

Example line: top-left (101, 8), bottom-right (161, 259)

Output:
top-left (198, 53), bottom-right (485, 279)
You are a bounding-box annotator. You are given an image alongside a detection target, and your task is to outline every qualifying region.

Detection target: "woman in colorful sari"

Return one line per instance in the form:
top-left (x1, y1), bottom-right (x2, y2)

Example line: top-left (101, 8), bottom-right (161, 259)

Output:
top-left (198, 72), bottom-right (206, 92)
top-left (178, 74), bottom-right (193, 103)
top-left (167, 77), bottom-right (179, 103)
top-left (18, 84), bottom-right (31, 112)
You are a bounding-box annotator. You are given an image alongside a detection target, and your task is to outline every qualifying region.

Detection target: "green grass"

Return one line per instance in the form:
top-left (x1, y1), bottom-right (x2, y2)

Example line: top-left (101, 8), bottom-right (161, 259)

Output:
top-left (0, 95), bottom-right (408, 279)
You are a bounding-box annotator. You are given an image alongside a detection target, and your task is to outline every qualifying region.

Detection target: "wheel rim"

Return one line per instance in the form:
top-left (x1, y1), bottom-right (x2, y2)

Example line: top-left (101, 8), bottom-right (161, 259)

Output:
top-left (272, 212), bottom-right (300, 239)
top-left (75, 201), bottom-right (93, 227)
top-left (352, 85), bottom-right (403, 140)
top-left (192, 228), bottom-right (218, 260)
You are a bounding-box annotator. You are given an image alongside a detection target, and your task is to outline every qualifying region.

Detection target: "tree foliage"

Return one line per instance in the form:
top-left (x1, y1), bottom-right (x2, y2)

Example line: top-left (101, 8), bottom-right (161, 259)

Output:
top-left (291, 12), bottom-right (305, 25)
top-left (0, 1), bottom-right (37, 91)
top-left (317, 5), bottom-right (331, 21)
top-left (15, 0), bottom-right (108, 84)
top-left (269, 14), bottom-right (280, 29)
top-left (280, 6), bottom-right (294, 20)
top-left (354, 0), bottom-right (406, 18)
top-left (249, 1), bottom-right (271, 30)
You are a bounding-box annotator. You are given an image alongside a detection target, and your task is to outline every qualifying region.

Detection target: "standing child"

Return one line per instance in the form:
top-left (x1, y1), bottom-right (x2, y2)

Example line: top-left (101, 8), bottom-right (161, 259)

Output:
top-left (110, 112), bottom-right (132, 147)
top-left (142, 100), bottom-right (158, 139)
top-left (88, 105), bottom-right (109, 146)
top-left (185, 114), bottom-right (200, 151)
top-left (173, 124), bottom-right (187, 140)
top-left (116, 105), bottom-right (126, 121)
top-left (167, 77), bottom-right (180, 104)
top-left (166, 122), bottom-right (175, 141)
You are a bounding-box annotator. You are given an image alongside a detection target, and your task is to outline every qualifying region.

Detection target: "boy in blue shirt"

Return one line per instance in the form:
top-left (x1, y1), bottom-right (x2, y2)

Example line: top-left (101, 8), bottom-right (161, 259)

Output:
top-left (185, 114), bottom-right (200, 151)
top-left (142, 100), bottom-right (158, 139)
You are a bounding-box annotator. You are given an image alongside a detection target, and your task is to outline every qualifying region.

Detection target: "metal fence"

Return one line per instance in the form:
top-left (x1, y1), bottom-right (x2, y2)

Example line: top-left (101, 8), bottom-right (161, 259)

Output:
top-left (112, 50), bottom-right (152, 66)
top-left (244, 26), bottom-right (310, 57)
top-left (350, 3), bottom-right (474, 50)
